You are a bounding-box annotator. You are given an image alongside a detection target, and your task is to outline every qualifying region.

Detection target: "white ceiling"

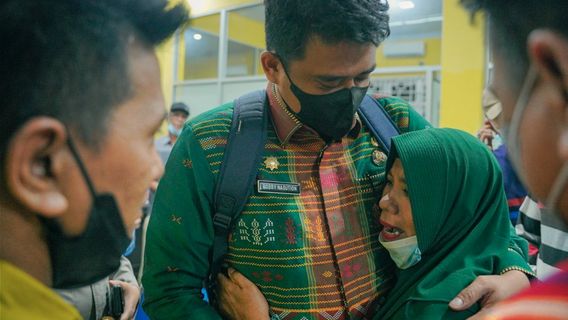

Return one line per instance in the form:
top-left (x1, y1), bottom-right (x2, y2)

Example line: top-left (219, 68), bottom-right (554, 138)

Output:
top-left (389, 0), bottom-right (443, 40)
top-left (389, 0), bottom-right (442, 21)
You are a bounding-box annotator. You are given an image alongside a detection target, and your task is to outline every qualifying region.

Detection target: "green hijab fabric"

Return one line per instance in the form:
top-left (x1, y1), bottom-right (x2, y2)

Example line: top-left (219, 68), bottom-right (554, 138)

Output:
top-left (375, 128), bottom-right (516, 319)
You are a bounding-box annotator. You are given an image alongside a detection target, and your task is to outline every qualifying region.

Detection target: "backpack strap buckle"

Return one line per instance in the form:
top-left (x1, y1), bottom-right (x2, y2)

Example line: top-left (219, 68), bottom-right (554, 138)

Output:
top-left (212, 213), bottom-right (232, 234)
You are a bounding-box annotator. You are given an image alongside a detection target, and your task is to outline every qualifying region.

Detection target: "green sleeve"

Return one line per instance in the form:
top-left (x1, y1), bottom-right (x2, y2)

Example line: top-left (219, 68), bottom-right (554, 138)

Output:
top-left (400, 301), bottom-right (477, 320)
top-left (497, 224), bottom-right (535, 277)
top-left (377, 96), bottom-right (432, 133)
top-left (405, 102), bottom-right (432, 133)
top-left (142, 125), bottom-right (222, 319)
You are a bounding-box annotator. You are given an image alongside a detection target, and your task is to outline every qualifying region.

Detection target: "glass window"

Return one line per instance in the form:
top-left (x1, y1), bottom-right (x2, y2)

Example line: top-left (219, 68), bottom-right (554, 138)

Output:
top-left (182, 14), bottom-right (220, 80)
top-left (227, 5), bottom-right (265, 78)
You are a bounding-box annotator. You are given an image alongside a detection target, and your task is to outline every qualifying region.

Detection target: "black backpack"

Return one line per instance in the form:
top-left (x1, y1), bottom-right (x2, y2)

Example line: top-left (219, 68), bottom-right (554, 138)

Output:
top-left (206, 90), bottom-right (400, 305)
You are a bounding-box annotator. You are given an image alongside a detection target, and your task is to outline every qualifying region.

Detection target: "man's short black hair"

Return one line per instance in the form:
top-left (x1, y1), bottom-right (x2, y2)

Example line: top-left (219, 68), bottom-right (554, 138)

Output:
top-left (264, 0), bottom-right (390, 64)
top-left (0, 0), bottom-right (188, 164)
top-left (461, 0), bottom-right (568, 90)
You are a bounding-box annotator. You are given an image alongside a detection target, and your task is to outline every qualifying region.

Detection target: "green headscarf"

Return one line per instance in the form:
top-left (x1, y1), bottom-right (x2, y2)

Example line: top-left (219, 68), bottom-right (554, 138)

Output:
top-left (375, 128), bottom-right (514, 319)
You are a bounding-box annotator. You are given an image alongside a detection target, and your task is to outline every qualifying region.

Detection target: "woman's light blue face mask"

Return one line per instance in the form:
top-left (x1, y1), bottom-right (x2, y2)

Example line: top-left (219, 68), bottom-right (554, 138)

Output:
top-left (168, 123), bottom-right (183, 137)
top-left (501, 65), bottom-right (568, 213)
top-left (379, 235), bottom-right (421, 269)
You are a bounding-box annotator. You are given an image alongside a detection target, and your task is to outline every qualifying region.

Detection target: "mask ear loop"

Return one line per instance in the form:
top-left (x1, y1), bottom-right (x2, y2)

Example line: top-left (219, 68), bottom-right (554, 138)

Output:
top-left (549, 88), bottom-right (568, 209)
top-left (66, 135), bottom-right (97, 198)
top-left (546, 156), bottom-right (568, 210)
top-left (547, 86), bottom-right (568, 209)
top-left (506, 65), bottom-right (538, 186)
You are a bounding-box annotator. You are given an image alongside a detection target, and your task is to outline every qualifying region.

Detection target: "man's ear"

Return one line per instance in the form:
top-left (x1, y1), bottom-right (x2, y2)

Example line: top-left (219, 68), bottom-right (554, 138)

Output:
top-left (5, 118), bottom-right (69, 217)
top-left (527, 29), bottom-right (568, 100)
top-left (528, 30), bottom-right (568, 160)
top-left (260, 51), bottom-right (284, 84)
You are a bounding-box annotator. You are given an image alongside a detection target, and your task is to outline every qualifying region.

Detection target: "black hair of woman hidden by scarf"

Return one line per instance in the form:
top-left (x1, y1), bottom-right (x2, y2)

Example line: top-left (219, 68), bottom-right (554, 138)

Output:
top-left (374, 128), bottom-right (532, 319)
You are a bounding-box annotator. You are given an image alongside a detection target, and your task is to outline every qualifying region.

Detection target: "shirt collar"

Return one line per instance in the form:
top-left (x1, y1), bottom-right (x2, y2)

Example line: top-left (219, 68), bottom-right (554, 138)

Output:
top-left (266, 83), bottom-right (362, 146)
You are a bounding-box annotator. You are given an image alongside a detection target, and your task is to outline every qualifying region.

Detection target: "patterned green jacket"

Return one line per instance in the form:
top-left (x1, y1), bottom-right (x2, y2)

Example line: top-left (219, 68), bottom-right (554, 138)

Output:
top-left (142, 94), bottom-right (530, 320)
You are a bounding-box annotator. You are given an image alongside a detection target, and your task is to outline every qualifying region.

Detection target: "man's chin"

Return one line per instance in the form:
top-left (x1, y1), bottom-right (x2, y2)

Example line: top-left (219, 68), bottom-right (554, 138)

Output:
top-left (125, 209), bottom-right (144, 235)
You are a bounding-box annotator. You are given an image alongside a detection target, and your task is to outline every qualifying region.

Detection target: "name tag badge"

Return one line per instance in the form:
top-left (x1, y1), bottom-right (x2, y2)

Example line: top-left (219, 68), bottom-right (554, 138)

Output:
top-left (257, 180), bottom-right (301, 195)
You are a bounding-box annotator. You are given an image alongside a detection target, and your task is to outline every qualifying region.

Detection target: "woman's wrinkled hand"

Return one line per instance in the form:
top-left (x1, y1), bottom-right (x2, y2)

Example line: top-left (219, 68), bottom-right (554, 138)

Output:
top-left (217, 268), bottom-right (270, 320)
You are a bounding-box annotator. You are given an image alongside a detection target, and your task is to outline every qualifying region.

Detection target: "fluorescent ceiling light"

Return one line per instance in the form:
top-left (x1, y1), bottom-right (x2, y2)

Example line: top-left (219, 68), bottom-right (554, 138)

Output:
top-left (399, 1), bottom-right (415, 9)
top-left (193, 33), bottom-right (202, 40)
top-left (389, 16), bottom-right (443, 27)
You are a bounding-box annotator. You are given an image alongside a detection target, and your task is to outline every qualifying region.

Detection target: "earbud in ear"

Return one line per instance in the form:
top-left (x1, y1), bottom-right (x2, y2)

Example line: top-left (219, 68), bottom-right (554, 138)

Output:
top-left (32, 163), bottom-right (46, 176)
top-left (32, 157), bottom-right (51, 177)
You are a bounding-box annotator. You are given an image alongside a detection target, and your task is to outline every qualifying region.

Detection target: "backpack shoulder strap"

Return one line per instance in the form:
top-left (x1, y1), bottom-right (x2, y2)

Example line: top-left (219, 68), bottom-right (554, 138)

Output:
top-left (207, 89), bottom-right (268, 302)
top-left (358, 95), bottom-right (400, 153)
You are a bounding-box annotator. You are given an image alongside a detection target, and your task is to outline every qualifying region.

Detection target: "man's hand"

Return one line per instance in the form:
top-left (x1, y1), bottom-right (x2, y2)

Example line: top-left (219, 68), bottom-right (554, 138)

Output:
top-left (109, 280), bottom-right (140, 320)
top-left (217, 268), bottom-right (270, 320)
top-left (449, 270), bottom-right (530, 319)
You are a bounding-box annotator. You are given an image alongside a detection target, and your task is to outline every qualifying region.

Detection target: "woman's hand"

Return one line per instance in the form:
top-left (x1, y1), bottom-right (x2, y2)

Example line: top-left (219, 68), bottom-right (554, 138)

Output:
top-left (217, 268), bottom-right (270, 320)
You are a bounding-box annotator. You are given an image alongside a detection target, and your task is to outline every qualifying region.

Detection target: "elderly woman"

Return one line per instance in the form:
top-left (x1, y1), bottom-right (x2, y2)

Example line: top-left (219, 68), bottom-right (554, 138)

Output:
top-left (217, 128), bottom-right (533, 319)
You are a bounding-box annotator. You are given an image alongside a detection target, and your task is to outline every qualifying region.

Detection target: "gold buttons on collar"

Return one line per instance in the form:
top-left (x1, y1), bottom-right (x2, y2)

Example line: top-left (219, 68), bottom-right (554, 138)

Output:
top-left (370, 137), bottom-right (379, 147)
top-left (264, 156), bottom-right (280, 171)
top-left (372, 150), bottom-right (387, 166)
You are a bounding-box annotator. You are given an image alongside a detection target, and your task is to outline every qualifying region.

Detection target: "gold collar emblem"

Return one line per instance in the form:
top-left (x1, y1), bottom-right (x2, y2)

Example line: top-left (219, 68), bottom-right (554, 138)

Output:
top-left (264, 156), bottom-right (280, 171)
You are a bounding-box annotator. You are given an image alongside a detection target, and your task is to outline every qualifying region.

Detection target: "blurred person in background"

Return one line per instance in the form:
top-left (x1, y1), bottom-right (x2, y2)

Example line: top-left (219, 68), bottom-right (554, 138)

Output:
top-left (155, 102), bottom-right (190, 164)
top-left (515, 196), bottom-right (568, 279)
top-left (477, 88), bottom-right (528, 224)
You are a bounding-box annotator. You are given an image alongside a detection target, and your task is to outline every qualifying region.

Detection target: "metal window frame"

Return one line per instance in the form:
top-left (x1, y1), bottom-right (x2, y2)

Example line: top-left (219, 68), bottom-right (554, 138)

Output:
top-left (173, 2), bottom-right (442, 124)
top-left (371, 66), bottom-right (441, 125)
top-left (173, 1), bottom-right (264, 105)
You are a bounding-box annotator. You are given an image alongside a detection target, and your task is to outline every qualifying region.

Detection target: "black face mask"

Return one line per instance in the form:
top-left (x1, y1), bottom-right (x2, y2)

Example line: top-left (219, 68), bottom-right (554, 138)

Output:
top-left (44, 137), bottom-right (131, 289)
top-left (283, 66), bottom-right (368, 142)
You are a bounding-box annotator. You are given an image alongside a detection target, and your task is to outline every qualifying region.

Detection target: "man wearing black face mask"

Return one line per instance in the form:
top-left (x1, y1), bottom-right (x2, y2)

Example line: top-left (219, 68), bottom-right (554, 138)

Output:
top-left (144, 1), bottom-right (533, 319)
top-left (0, 1), bottom-right (188, 319)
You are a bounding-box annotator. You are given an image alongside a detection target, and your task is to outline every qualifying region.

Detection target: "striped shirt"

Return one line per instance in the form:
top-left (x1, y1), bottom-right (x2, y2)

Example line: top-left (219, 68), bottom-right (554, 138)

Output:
top-left (516, 197), bottom-right (568, 279)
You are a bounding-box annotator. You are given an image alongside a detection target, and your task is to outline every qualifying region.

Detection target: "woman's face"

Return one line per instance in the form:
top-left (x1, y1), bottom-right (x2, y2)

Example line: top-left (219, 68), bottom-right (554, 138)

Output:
top-left (379, 159), bottom-right (416, 241)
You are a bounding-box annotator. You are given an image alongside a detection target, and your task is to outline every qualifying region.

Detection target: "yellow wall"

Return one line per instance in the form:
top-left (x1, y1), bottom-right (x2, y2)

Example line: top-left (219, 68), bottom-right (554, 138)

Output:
top-left (228, 13), bottom-right (265, 49)
top-left (191, 14), bottom-right (221, 34)
top-left (181, 37), bottom-right (441, 80)
top-left (183, 50), bottom-right (258, 79)
top-left (166, 0), bottom-right (485, 133)
top-left (439, 0), bottom-right (485, 134)
top-left (157, 0), bottom-right (192, 108)
top-left (156, 38), bottom-right (176, 110)
top-left (177, 29), bottom-right (186, 82)
top-left (158, 0), bottom-right (258, 98)
top-left (180, 11), bottom-right (265, 80)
